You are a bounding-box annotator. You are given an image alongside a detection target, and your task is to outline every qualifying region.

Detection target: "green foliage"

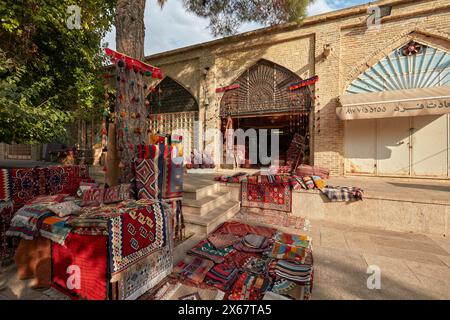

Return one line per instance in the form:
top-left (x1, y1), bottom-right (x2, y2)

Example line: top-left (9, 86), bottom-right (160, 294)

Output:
top-left (182, 0), bottom-right (314, 36)
top-left (0, 0), bottom-right (116, 144)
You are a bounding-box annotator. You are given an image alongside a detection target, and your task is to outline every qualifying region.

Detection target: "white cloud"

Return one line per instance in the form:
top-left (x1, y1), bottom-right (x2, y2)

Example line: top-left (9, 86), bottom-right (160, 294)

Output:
top-left (307, 0), bottom-right (335, 16)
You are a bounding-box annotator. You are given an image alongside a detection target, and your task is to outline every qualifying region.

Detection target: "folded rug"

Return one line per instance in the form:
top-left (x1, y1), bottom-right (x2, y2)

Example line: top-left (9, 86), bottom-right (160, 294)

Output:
top-left (274, 232), bottom-right (311, 249)
top-left (214, 221), bottom-right (277, 238)
top-left (268, 259), bottom-right (313, 285)
top-left (207, 232), bottom-right (241, 250)
top-left (267, 241), bottom-right (311, 263)
top-left (188, 239), bottom-right (234, 264)
top-left (205, 263), bottom-right (239, 291)
top-left (174, 255), bottom-right (215, 285)
top-left (234, 234), bottom-right (271, 253)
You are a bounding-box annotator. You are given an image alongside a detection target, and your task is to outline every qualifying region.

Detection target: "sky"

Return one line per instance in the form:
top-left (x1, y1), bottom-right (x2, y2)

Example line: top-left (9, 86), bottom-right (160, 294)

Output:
top-left (102, 0), bottom-right (371, 56)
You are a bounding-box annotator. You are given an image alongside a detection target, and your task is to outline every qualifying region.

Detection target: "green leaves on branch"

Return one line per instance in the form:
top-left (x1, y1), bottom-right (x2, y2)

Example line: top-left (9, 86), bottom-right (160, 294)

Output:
top-left (0, 0), bottom-right (116, 144)
top-left (182, 0), bottom-right (313, 36)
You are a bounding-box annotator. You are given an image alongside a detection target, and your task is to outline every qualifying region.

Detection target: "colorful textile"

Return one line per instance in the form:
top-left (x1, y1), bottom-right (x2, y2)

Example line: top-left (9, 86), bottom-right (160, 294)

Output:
top-left (224, 250), bottom-right (260, 269)
top-left (311, 175), bottom-right (325, 189)
top-left (246, 174), bottom-right (290, 185)
top-left (103, 184), bottom-right (131, 204)
top-left (239, 208), bottom-right (311, 231)
top-left (47, 201), bottom-right (81, 217)
top-left (6, 204), bottom-right (53, 240)
top-left (268, 259), bottom-right (313, 285)
top-left (296, 164), bottom-right (329, 179)
top-left (52, 233), bottom-right (108, 300)
top-left (241, 181), bottom-right (292, 212)
top-left (161, 145), bottom-right (183, 201)
top-left (274, 232), bottom-right (311, 249)
top-left (174, 255), bottom-right (215, 285)
top-left (45, 166), bottom-right (71, 195)
top-left (27, 194), bottom-right (67, 205)
top-left (214, 221), bottom-right (276, 238)
top-left (117, 245), bottom-right (173, 300)
top-left (188, 239), bottom-right (234, 264)
top-left (81, 188), bottom-right (104, 207)
top-left (10, 168), bottom-right (40, 207)
top-left (321, 186), bottom-right (364, 202)
top-left (214, 172), bottom-right (248, 184)
top-left (76, 181), bottom-right (98, 198)
top-left (267, 241), bottom-right (310, 263)
top-left (234, 234), bottom-right (271, 253)
top-left (302, 176), bottom-right (315, 190)
top-left (146, 281), bottom-right (224, 300)
top-left (108, 201), bottom-right (168, 281)
top-left (0, 169), bottom-right (12, 202)
top-left (289, 176), bottom-right (307, 190)
top-left (39, 216), bottom-right (72, 245)
top-left (242, 257), bottom-right (270, 275)
top-left (271, 279), bottom-right (312, 300)
top-left (229, 272), bottom-right (270, 300)
top-left (134, 158), bottom-right (160, 200)
top-left (207, 232), bottom-right (241, 249)
top-left (205, 263), bottom-right (239, 291)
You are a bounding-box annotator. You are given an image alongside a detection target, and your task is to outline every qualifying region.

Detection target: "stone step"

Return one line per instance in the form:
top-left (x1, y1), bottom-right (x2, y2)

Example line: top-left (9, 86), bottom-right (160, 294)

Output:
top-left (184, 200), bottom-right (240, 235)
top-left (183, 190), bottom-right (231, 216)
top-left (183, 182), bottom-right (219, 200)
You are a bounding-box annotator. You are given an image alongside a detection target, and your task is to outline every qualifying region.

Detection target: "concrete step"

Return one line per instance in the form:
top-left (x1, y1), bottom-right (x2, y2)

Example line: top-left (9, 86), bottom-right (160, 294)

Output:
top-left (183, 181), bottom-right (220, 200)
top-left (184, 200), bottom-right (240, 235)
top-left (183, 190), bottom-right (231, 216)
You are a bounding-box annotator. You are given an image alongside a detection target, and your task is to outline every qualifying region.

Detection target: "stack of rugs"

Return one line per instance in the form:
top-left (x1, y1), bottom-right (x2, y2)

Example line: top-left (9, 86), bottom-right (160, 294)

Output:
top-left (165, 220), bottom-right (314, 300)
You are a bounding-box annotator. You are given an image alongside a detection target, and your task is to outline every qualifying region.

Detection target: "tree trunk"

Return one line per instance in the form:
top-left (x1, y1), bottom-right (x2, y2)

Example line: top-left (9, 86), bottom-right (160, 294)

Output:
top-left (106, 0), bottom-right (146, 186)
top-left (115, 0), bottom-right (146, 60)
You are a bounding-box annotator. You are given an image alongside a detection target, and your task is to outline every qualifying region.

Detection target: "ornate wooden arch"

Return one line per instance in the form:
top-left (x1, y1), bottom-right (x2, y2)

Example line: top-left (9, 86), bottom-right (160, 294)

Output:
top-left (220, 59), bottom-right (312, 117)
top-left (148, 77), bottom-right (198, 114)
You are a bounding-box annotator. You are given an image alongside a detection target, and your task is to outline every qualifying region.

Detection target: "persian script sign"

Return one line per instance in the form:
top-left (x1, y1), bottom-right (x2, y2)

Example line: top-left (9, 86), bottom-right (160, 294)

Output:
top-left (337, 99), bottom-right (450, 120)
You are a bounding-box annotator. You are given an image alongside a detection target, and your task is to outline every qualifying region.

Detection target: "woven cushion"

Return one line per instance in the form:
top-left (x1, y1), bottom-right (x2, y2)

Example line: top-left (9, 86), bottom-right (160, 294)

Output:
top-left (81, 188), bottom-right (104, 207)
top-left (48, 201), bottom-right (81, 217)
top-left (103, 184), bottom-right (131, 204)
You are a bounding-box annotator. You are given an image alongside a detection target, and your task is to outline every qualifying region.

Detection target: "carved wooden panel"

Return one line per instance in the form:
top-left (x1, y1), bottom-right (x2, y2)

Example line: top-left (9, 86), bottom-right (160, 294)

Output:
top-left (220, 60), bottom-right (312, 116)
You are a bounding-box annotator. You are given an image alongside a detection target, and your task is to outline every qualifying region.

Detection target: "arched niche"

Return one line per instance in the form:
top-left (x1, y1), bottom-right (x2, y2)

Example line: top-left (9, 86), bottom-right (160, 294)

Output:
top-left (220, 59), bottom-right (312, 117)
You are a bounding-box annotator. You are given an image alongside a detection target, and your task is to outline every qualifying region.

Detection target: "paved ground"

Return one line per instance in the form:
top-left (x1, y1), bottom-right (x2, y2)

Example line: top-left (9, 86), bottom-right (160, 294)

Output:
top-left (1, 218), bottom-right (449, 300)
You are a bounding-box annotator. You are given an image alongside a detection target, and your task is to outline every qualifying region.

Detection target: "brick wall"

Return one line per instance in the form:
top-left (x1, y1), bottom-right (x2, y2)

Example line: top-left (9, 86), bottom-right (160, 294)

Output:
top-left (142, 0), bottom-right (450, 175)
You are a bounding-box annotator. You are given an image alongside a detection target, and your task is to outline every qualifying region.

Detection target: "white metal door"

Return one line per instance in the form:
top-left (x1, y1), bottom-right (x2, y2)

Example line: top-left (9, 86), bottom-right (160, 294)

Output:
top-left (344, 119), bottom-right (377, 174)
top-left (376, 117), bottom-right (411, 176)
top-left (411, 115), bottom-right (449, 177)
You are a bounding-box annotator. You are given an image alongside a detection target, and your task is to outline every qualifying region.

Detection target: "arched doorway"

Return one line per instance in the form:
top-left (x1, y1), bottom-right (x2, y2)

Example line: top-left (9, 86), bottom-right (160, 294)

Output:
top-left (147, 77), bottom-right (199, 150)
top-left (220, 59), bottom-right (312, 168)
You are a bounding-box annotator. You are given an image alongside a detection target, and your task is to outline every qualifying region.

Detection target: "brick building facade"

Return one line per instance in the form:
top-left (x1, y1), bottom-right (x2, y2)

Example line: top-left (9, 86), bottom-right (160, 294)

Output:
top-left (142, 0), bottom-right (450, 177)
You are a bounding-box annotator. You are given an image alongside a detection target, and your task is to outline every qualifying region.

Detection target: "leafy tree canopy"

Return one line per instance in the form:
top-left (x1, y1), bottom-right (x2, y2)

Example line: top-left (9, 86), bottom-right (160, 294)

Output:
top-left (0, 0), bottom-right (115, 144)
top-left (182, 0), bottom-right (313, 36)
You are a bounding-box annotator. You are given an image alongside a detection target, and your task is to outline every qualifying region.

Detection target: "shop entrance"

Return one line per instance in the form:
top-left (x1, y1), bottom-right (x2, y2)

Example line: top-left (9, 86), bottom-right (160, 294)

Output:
top-left (219, 59), bottom-right (312, 169)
